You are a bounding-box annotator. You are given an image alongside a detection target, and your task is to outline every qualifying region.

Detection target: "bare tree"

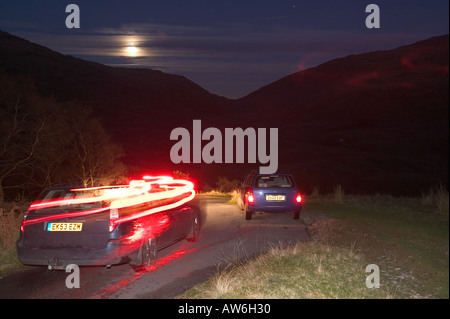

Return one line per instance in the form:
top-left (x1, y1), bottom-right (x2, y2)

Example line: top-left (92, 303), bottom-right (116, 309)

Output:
top-left (0, 75), bottom-right (49, 202)
top-left (67, 106), bottom-right (127, 187)
top-left (1, 73), bottom-right (128, 201)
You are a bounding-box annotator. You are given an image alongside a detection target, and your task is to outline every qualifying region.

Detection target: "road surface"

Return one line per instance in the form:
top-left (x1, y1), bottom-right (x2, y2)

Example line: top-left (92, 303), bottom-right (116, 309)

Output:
top-left (0, 196), bottom-right (309, 299)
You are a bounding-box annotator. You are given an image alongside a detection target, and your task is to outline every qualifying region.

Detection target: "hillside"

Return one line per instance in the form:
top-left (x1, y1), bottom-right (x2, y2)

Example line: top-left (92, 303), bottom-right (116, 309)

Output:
top-left (1, 30), bottom-right (448, 195)
top-left (237, 35), bottom-right (448, 123)
top-left (233, 35), bottom-right (449, 194)
top-left (0, 30), bottom-right (229, 173)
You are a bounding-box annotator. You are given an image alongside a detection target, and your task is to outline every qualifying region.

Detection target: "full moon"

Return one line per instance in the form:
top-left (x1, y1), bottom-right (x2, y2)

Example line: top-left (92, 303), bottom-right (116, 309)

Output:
top-left (126, 46), bottom-right (139, 57)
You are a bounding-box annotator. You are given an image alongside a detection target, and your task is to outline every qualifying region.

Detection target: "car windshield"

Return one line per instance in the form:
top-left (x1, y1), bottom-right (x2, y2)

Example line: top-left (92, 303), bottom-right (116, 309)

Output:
top-left (255, 175), bottom-right (294, 188)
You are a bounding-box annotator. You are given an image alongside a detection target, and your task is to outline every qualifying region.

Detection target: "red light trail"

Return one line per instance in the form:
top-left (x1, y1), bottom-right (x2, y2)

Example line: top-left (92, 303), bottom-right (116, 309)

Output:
top-left (22, 176), bottom-right (196, 229)
top-left (91, 245), bottom-right (199, 298)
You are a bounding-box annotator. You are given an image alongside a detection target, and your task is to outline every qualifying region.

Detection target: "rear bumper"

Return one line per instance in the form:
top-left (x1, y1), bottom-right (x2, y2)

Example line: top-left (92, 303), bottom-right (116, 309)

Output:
top-left (247, 203), bottom-right (302, 213)
top-left (16, 240), bottom-right (139, 268)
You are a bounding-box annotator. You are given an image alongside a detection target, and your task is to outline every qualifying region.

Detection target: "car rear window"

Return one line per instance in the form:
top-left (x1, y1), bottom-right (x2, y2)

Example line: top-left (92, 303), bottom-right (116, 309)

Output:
top-left (254, 175), bottom-right (294, 188)
top-left (33, 188), bottom-right (105, 214)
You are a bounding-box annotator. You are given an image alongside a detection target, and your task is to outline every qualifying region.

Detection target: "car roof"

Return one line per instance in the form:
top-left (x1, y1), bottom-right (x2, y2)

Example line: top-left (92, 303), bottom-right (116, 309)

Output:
top-left (252, 172), bottom-right (293, 177)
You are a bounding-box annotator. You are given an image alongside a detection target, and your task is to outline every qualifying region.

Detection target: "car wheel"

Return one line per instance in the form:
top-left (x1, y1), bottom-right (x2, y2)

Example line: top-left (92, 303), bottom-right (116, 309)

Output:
top-left (187, 211), bottom-right (200, 242)
top-left (142, 237), bottom-right (158, 262)
top-left (293, 211), bottom-right (300, 220)
top-left (245, 206), bottom-right (252, 220)
top-left (130, 237), bottom-right (157, 271)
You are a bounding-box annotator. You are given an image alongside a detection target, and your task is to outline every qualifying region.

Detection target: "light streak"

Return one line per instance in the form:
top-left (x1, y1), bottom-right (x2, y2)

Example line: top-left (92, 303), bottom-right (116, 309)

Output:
top-left (91, 245), bottom-right (199, 298)
top-left (22, 176), bottom-right (196, 229)
top-left (109, 191), bottom-right (195, 231)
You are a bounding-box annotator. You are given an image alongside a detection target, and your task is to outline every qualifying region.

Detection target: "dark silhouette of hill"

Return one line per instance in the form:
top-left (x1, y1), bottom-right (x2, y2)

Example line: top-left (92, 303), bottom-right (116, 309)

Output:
top-left (237, 35), bottom-right (448, 124)
top-left (233, 35), bottom-right (449, 194)
top-left (1, 30), bottom-right (448, 195)
top-left (0, 30), bottom-right (230, 174)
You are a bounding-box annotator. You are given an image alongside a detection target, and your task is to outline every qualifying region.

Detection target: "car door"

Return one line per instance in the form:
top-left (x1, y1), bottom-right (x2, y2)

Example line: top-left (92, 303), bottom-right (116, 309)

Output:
top-left (169, 204), bottom-right (193, 242)
top-left (149, 211), bottom-right (174, 250)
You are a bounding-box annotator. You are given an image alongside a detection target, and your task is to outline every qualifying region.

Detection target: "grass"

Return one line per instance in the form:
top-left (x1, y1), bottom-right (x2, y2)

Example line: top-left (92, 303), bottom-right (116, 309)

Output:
top-left (421, 183), bottom-right (449, 215)
top-left (0, 201), bottom-right (28, 277)
top-left (179, 188), bottom-right (449, 299)
top-left (307, 195), bottom-right (449, 298)
top-left (333, 185), bottom-right (345, 204)
top-left (181, 241), bottom-right (394, 299)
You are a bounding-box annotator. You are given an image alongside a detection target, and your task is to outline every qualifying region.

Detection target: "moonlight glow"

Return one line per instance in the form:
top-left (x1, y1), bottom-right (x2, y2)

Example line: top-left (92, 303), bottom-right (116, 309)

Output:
top-left (125, 46), bottom-right (139, 57)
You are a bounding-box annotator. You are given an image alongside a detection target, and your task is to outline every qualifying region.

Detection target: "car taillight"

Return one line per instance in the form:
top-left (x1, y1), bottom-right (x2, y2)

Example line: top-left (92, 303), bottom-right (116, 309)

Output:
top-left (247, 191), bottom-right (255, 203)
top-left (20, 213), bottom-right (28, 232)
top-left (296, 194), bottom-right (302, 203)
top-left (109, 208), bottom-right (119, 232)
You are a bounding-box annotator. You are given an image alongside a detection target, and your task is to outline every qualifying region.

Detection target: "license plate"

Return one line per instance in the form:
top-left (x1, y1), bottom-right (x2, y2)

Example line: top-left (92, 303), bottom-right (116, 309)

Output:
top-left (47, 223), bottom-right (83, 232)
top-left (265, 195), bottom-right (286, 201)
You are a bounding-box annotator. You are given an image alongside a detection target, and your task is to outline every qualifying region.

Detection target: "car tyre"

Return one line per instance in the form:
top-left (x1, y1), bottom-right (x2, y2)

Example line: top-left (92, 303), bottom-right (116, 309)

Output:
top-left (293, 211), bottom-right (300, 220)
top-left (130, 237), bottom-right (157, 271)
top-left (245, 206), bottom-right (252, 220)
top-left (187, 210), bottom-right (200, 242)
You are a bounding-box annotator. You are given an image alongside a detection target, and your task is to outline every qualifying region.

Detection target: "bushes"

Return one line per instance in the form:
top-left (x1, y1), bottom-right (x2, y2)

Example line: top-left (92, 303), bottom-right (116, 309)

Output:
top-left (200, 176), bottom-right (240, 194)
top-left (215, 176), bottom-right (240, 193)
top-left (0, 200), bottom-right (28, 275)
top-left (0, 201), bottom-right (27, 250)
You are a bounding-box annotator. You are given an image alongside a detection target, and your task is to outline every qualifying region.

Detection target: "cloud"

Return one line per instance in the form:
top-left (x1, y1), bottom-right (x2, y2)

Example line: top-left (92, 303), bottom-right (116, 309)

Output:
top-left (10, 22), bottom-right (439, 98)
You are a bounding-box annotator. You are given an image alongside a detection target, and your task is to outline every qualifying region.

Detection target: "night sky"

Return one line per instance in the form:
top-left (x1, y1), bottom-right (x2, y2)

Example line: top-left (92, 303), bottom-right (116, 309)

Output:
top-left (1, 0), bottom-right (448, 98)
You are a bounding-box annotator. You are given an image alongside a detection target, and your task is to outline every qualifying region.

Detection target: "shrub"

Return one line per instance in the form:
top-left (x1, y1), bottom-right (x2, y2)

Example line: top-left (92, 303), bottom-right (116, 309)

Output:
top-left (0, 201), bottom-right (27, 250)
top-left (172, 170), bottom-right (190, 180)
top-left (215, 176), bottom-right (240, 193)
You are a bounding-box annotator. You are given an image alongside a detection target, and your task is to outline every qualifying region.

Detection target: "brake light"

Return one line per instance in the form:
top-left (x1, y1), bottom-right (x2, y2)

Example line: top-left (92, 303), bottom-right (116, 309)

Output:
top-left (296, 194), bottom-right (302, 203)
top-left (20, 213), bottom-right (28, 232)
top-left (247, 191), bottom-right (255, 203)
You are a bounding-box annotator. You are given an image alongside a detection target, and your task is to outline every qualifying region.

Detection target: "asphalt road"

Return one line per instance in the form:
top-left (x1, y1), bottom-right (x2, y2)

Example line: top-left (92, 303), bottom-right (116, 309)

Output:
top-left (0, 196), bottom-right (309, 299)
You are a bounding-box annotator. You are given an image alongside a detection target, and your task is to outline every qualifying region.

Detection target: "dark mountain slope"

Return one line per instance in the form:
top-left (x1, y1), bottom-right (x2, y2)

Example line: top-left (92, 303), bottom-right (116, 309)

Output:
top-left (237, 35), bottom-right (448, 124)
top-left (1, 30), bottom-right (448, 194)
top-left (232, 35), bottom-right (448, 194)
top-left (0, 30), bottom-right (229, 172)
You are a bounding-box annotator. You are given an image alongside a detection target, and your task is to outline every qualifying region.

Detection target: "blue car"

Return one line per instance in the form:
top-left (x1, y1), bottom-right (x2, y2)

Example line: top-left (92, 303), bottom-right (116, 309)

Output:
top-left (237, 172), bottom-right (302, 220)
